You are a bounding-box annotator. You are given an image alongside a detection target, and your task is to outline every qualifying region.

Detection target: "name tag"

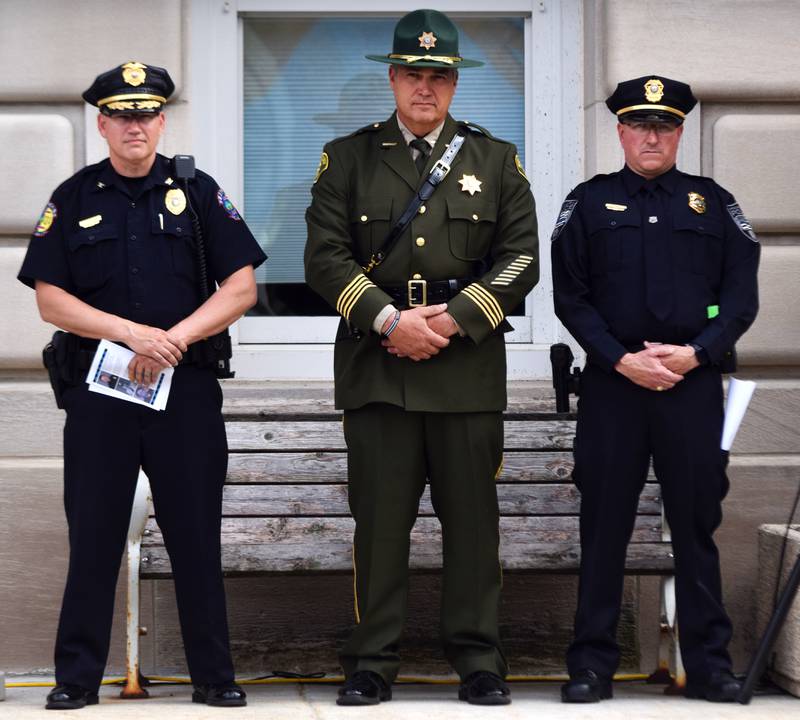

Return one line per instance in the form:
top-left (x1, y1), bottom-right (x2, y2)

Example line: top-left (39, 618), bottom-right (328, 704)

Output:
top-left (605, 203), bottom-right (627, 211)
top-left (78, 214), bottom-right (102, 229)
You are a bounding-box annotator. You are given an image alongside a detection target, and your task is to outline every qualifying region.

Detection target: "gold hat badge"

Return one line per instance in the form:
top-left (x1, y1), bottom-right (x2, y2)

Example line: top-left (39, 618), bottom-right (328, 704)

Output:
top-left (122, 62), bottom-right (148, 87)
top-left (644, 78), bottom-right (664, 103)
top-left (418, 31), bottom-right (437, 49)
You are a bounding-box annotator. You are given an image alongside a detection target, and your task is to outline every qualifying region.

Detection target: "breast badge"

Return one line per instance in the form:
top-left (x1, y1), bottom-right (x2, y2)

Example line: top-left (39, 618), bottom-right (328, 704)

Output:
top-left (458, 174), bottom-right (482, 196)
top-left (165, 188), bottom-right (187, 216)
top-left (313, 152), bottom-right (329, 184)
top-left (217, 189), bottom-right (242, 221)
top-left (33, 202), bottom-right (57, 237)
top-left (688, 192), bottom-right (706, 214)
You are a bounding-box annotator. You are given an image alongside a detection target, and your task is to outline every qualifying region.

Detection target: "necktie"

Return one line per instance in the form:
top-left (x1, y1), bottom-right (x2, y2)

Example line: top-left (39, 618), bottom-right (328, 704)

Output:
top-left (642, 184), bottom-right (673, 321)
top-left (409, 138), bottom-right (431, 175)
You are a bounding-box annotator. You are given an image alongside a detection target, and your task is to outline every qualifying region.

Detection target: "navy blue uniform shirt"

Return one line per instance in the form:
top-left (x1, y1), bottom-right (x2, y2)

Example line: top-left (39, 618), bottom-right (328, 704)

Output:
top-left (19, 154), bottom-right (266, 330)
top-left (551, 165), bottom-right (760, 372)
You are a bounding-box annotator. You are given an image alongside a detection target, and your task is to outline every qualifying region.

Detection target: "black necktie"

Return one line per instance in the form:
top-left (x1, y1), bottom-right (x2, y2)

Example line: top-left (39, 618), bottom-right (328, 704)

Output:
top-left (410, 138), bottom-right (431, 175)
top-left (642, 184), bottom-right (673, 321)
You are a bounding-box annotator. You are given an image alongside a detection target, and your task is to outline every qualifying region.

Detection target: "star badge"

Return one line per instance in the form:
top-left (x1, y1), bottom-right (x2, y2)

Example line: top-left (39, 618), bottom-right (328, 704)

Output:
top-left (418, 31), bottom-right (437, 49)
top-left (458, 174), bottom-right (483, 196)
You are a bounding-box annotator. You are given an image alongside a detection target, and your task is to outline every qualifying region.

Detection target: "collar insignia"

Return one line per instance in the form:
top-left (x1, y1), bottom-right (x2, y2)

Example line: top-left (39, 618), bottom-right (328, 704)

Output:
top-left (458, 174), bottom-right (482, 196)
top-left (644, 78), bottom-right (664, 103)
top-left (418, 31), bottom-right (437, 50)
top-left (122, 62), bottom-right (147, 87)
top-left (688, 192), bottom-right (706, 214)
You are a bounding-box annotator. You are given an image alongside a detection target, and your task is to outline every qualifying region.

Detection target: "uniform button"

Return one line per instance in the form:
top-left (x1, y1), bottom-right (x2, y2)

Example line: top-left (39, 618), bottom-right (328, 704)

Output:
top-left (130, 234), bottom-right (137, 241)
top-left (130, 202), bottom-right (136, 208)
top-left (610, 220), bottom-right (617, 226)
top-left (416, 237), bottom-right (425, 247)
top-left (360, 214), bottom-right (368, 222)
top-left (131, 267), bottom-right (139, 274)
top-left (134, 302), bottom-right (142, 309)
top-left (412, 273), bottom-right (422, 280)
top-left (472, 213), bottom-right (479, 221)
top-left (418, 205), bottom-right (426, 214)
top-left (176, 227), bottom-right (182, 233)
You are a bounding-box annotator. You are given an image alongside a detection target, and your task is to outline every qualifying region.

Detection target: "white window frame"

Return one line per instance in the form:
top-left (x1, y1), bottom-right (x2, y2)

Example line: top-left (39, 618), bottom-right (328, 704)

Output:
top-left (190, 0), bottom-right (583, 379)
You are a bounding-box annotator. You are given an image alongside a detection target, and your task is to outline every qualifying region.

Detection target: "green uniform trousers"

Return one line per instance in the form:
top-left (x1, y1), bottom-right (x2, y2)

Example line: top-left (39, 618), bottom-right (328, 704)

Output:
top-left (340, 403), bottom-right (507, 682)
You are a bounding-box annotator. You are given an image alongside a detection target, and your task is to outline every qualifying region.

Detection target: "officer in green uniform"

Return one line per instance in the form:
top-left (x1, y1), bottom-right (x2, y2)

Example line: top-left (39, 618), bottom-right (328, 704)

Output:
top-left (305, 9), bottom-right (539, 706)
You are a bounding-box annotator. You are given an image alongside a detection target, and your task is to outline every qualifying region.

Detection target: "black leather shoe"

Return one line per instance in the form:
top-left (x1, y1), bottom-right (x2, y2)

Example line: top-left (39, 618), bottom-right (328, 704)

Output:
top-left (458, 671), bottom-right (511, 705)
top-left (561, 669), bottom-right (613, 703)
top-left (192, 682), bottom-right (247, 707)
top-left (337, 670), bottom-right (391, 706)
top-left (685, 671), bottom-right (742, 702)
top-left (45, 684), bottom-right (99, 710)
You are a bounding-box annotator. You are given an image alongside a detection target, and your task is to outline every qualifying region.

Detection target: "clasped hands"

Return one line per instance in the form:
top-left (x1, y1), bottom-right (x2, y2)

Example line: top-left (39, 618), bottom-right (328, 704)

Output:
top-left (614, 341), bottom-right (700, 392)
top-left (380, 303), bottom-right (458, 361)
top-left (125, 323), bottom-right (188, 384)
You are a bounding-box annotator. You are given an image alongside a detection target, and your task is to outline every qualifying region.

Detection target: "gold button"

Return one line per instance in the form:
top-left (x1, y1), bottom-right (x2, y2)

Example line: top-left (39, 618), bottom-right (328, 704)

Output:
top-left (418, 205), bottom-right (426, 214)
top-left (472, 213), bottom-right (479, 221)
top-left (373, 123), bottom-right (380, 128)
top-left (360, 215), bottom-right (368, 222)
top-left (412, 273), bottom-right (422, 280)
top-left (415, 237), bottom-right (425, 247)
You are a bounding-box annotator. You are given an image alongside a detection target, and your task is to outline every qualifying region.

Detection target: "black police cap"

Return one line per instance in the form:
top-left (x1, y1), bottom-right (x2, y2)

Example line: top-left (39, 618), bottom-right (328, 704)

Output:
top-left (606, 75), bottom-right (697, 125)
top-left (82, 62), bottom-right (174, 115)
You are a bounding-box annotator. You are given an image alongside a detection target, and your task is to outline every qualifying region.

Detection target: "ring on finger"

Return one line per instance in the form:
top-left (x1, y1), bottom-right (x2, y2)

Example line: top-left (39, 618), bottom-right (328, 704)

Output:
top-left (656, 385), bottom-right (664, 392)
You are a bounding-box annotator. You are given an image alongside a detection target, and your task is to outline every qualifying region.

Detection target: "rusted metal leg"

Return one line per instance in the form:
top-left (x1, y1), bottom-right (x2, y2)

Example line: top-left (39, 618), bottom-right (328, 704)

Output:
top-left (647, 574), bottom-right (674, 684)
top-left (121, 470), bottom-right (153, 699)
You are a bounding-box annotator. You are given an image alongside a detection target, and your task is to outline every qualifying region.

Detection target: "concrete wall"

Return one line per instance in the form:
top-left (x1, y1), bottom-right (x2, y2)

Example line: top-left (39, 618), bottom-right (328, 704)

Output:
top-left (1, 0), bottom-right (799, 681)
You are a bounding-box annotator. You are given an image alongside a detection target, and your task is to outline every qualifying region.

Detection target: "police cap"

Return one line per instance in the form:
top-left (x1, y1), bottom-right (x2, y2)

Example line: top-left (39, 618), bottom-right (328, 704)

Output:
top-left (606, 75), bottom-right (697, 125)
top-left (82, 62), bottom-right (174, 115)
top-left (366, 9), bottom-right (483, 69)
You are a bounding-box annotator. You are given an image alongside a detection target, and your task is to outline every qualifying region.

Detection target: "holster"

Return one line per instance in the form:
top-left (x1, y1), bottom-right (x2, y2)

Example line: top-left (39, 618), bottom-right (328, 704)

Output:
top-left (42, 331), bottom-right (95, 409)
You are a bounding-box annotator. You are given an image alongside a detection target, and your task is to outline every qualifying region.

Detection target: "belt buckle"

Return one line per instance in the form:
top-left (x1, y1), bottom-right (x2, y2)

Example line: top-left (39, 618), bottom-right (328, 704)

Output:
top-left (407, 279), bottom-right (427, 307)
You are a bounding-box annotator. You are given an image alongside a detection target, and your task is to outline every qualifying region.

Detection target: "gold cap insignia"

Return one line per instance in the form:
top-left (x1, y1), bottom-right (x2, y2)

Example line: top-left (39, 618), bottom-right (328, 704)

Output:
top-left (458, 174), bottom-right (483, 196)
top-left (165, 188), bottom-right (186, 216)
top-left (313, 152), bottom-right (329, 184)
top-left (418, 31), bottom-right (437, 50)
top-left (122, 62), bottom-right (148, 87)
top-left (688, 192), bottom-right (706, 214)
top-left (644, 78), bottom-right (664, 103)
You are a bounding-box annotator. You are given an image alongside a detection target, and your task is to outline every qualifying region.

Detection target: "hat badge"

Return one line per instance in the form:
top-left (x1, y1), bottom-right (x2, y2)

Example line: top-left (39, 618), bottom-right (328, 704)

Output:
top-left (644, 78), bottom-right (664, 103)
top-left (122, 62), bottom-right (147, 87)
top-left (418, 31), bottom-right (437, 49)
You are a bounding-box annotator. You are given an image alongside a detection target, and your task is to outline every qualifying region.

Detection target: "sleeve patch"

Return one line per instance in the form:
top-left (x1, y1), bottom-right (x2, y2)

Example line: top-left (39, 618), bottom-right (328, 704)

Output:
top-left (550, 199), bottom-right (577, 242)
top-left (217, 189), bottom-right (242, 221)
top-left (514, 154), bottom-right (529, 182)
top-left (727, 202), bottom-right (757, 242)
top-left (313, 152), bottom-right (330, 184)
top-left (33, 202), bottom-right (57, 237)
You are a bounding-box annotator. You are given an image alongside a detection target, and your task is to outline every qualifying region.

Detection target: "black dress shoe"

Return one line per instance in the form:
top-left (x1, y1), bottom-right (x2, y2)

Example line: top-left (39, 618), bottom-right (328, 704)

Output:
top-left (458, 671), bottom-right (511, 705)
top-left (685, 671), bottom-right (742, 702)
top-left (561, 669), bottom-right (613, 703)
top-left (45, 684), bottom-right (99, 710)
top-left (337, 670), bottom-right (391, 706)
top-left (192, 682), bottom-right (247, 707)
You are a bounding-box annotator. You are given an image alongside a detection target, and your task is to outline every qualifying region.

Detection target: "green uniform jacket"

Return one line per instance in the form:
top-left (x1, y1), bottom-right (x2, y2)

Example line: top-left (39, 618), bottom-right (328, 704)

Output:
top-left (305, 112), bottom-right (539, 412)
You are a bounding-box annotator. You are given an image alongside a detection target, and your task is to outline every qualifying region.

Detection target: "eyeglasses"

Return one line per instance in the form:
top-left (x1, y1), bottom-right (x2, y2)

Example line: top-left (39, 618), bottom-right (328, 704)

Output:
top-left (623, 121), bottom-right (679, 136)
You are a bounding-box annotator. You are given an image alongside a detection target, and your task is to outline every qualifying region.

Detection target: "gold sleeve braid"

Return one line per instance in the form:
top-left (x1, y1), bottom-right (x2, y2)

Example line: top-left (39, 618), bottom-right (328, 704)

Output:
top-left (461, 283), bottom-right (504, 329)
top-left (336, 273), bottom-right (377, 321)
top-left (490, 254), bottom-right (535, 287)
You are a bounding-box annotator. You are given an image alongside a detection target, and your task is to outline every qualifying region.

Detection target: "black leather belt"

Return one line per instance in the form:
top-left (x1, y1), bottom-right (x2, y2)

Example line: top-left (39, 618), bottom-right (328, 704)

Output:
top-left (380, 277), bottom-right (473, 308)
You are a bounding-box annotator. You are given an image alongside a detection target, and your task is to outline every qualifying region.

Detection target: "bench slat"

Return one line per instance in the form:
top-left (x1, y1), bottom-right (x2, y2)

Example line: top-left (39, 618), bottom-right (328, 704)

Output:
top-left (226, 420), bottom-right (576, 452)
top-left (214, 483), bottom-right (662, 517)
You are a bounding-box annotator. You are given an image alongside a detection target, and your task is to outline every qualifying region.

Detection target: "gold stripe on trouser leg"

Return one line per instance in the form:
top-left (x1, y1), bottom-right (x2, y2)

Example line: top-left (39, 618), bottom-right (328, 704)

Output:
top-left (495, 455), bottom-right (504, 588)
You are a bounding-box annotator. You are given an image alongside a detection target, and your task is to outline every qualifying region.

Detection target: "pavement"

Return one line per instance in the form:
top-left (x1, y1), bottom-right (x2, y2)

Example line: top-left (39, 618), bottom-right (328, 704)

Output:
top-left (0, 677), bottom-right (796, 719)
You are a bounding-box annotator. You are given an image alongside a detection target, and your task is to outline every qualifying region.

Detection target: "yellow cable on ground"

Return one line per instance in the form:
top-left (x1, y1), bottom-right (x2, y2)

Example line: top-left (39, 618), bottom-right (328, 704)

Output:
top-left (6, 672), bottom-right (654, 689)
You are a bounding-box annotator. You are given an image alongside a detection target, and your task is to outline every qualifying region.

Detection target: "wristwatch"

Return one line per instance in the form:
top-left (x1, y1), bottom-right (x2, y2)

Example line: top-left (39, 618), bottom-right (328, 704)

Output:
top-left (686, 342), bottom-right (709, 366)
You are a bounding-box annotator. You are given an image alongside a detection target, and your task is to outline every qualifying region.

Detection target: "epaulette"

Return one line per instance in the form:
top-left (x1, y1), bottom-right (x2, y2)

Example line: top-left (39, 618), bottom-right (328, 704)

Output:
top-left (329, 121), bottom-right (386, 146)
top-left (457, 120), bottom-right (505, 142)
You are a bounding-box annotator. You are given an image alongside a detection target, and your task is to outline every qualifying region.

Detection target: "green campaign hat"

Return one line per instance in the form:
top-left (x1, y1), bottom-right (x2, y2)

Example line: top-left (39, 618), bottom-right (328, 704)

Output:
top-left (366, 9), bottom-right (483, 69)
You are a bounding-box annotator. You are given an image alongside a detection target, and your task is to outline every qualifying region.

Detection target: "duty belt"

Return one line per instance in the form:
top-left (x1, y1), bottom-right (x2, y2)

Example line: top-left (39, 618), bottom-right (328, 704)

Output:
top-left (380, 277), bottom-right (473, 308)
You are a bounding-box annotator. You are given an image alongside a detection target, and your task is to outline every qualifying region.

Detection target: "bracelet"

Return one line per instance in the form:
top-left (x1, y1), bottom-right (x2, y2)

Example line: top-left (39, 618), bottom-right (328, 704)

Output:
top-left (382, 310), bottom-right (401, 338)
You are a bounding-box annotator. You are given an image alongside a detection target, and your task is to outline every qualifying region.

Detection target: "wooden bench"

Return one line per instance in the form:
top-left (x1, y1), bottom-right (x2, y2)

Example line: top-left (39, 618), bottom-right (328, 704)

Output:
top-left (121, 387), bottom-right (679, 696)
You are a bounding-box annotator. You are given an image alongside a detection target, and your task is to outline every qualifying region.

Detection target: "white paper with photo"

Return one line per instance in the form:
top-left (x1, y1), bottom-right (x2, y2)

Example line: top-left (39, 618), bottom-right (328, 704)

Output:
top-left (85, 339), bottom-right (173, 411)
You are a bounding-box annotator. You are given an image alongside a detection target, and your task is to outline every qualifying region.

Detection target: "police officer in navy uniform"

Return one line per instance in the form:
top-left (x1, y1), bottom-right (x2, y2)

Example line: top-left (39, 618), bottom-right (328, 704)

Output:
top-left (552, 76), bottom-right (759, 703)
top-left (305, 10), bottom-right (538, 706)
top-left (18, 62), bottom-right (266, 710)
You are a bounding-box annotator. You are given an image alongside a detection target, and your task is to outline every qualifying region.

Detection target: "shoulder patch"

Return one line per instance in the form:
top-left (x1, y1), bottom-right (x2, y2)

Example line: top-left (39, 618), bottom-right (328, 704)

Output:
top-left (313, 152), bottom-right (329, 184)
top-left (551, 199), bottom-right (578, 242)
top-left (33, 202), bottom-right (57, 237)
top-left (727, 202), bottom-right (757, 242)
top-left (216, 188), bottom-right (242, 221)
top-left (514, 154), bottom-right (529, 182)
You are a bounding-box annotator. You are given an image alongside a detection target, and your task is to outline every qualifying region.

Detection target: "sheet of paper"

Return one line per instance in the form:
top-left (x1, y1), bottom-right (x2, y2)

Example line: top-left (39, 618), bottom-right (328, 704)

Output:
top-left (85, 339), bottom-right (173, 411)
top-left (721, 377), bottom-right (756, 451)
